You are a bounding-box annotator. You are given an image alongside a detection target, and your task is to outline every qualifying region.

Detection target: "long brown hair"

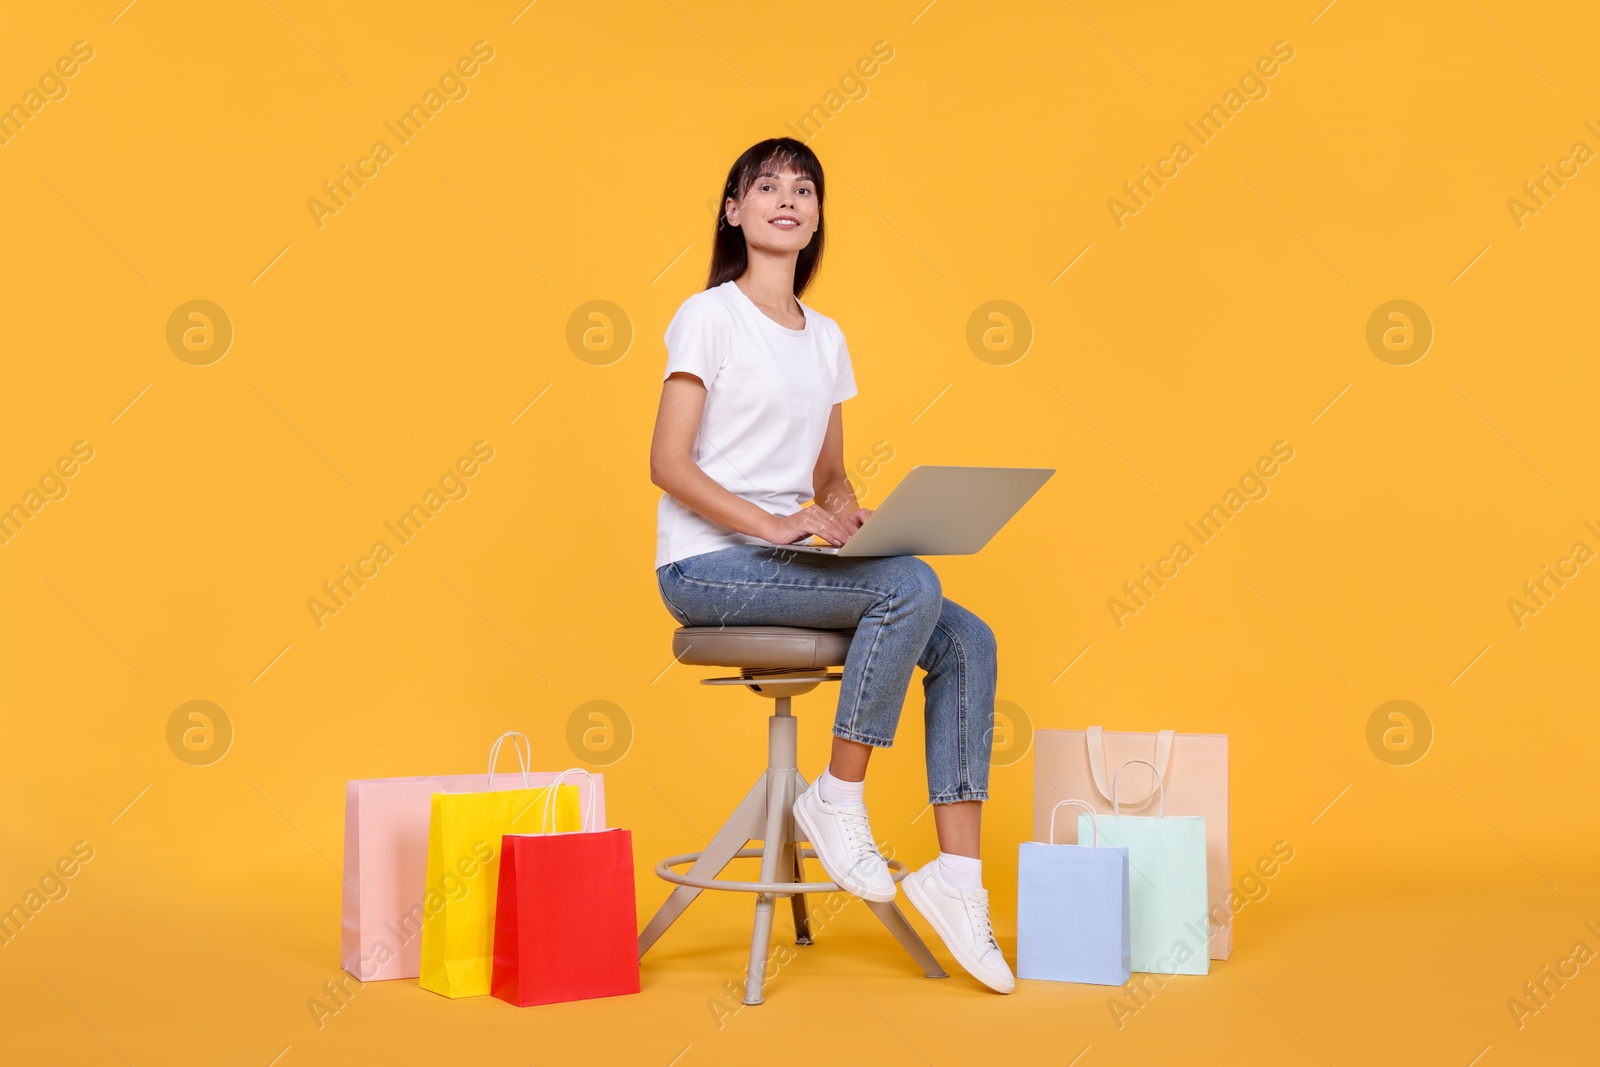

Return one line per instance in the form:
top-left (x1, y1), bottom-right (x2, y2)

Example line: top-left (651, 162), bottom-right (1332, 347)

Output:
top-left (706, 137), bottom-right (827, 298)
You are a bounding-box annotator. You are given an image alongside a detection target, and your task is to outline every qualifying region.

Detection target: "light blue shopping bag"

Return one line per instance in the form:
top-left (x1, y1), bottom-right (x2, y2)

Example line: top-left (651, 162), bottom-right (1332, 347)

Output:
top-left (1082, 759), bottom-right (1209, 976)
top-left (1017, 799), bottom-right (1131, 986)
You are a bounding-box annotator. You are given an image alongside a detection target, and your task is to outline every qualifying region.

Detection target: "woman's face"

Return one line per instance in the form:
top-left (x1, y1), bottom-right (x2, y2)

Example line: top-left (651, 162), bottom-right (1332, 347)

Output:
top-left (726, 165), bottom-right (818, 253)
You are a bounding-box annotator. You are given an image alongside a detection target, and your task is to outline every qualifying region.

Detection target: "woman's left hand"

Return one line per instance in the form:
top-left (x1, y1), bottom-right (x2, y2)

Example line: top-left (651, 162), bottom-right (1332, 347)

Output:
top-left (844, 507), bottom-right (873, 533)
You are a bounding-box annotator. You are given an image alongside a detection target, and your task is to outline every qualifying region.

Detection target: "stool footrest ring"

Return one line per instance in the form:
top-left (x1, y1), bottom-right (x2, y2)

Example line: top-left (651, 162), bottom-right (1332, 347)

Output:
top-left (700, 673), bottom-right (842, 686)
top-left (656, 846), bottom-right (908, 895)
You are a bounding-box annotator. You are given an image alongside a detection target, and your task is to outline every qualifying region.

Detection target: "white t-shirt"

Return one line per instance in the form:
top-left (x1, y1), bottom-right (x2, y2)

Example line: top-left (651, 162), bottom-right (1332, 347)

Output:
top-left (654, 279), bottom-right (858, 569)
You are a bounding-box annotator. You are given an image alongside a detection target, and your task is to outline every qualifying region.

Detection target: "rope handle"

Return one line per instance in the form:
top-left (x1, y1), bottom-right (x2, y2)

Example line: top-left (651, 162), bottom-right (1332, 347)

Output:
top-left (1112, 758), bottom-right (1166, 816)
top-left (539, 767), bottom-right (600, 835)
top-left (1086, 726), bottom-right (1174, 806)
top-left (1047, 798), bottom-right (1100, 847)
top-left (485, 731), bottom-right (532, 789)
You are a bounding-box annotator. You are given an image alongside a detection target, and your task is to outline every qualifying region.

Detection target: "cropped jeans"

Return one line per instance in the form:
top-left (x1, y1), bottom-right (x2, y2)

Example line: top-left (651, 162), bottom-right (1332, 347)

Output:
top-left (656, 545), bottom-right (997, 805)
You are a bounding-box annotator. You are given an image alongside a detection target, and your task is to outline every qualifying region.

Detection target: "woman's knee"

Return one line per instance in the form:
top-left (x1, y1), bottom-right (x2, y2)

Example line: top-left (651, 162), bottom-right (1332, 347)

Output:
top-left (885, 556), bottom-right (943, 616)
top-left (967, 614), bottom-right (997, 658)
top-left (944, 602), bottom-right (997, 659)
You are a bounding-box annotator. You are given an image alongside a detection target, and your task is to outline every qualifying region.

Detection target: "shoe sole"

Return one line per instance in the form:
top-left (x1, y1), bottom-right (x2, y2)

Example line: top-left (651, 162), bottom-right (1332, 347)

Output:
top-left (791, 794), bottom-right (896, 903)
top-left (902, 873), bottom-right (1015, 994)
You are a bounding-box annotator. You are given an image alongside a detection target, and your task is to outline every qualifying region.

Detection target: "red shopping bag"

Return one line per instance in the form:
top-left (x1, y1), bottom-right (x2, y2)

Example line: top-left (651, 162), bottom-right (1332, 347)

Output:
top-left (491, 768), bottom-right (640, 1006)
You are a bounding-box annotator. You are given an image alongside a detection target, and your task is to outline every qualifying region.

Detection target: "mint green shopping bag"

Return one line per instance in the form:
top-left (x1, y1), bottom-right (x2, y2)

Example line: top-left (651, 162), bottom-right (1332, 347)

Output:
top-left (1080, 758), bottom-right (1209, 976)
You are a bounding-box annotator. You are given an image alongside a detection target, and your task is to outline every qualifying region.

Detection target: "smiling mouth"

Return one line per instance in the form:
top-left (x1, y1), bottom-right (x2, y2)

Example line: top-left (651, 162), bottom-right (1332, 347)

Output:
top-left (769, 217), bottom-right (800, 228)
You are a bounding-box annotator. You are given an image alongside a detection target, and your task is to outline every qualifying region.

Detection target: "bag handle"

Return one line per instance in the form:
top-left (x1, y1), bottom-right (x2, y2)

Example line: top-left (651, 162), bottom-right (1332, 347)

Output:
top-left (1047, 798), bottom-right (1100, 847)
top-left (539, 767), bottom-right (600, 835)
top-left (485, 731), bottom-right (532, 789)
top-left (1112, 758), bottom-right (1166, 817)
top-left (1086, 726), bottom-right (1174, 807)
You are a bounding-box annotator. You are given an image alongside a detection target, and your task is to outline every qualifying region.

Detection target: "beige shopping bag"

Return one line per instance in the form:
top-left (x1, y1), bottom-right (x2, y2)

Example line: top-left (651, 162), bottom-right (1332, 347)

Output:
top-left (1033, 727), bottom-right (1231, 960)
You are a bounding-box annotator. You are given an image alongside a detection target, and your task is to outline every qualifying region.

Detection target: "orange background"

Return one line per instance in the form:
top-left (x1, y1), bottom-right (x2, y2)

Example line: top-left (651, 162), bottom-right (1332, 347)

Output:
top-left (1, 1), bottom-right (1596, 1063)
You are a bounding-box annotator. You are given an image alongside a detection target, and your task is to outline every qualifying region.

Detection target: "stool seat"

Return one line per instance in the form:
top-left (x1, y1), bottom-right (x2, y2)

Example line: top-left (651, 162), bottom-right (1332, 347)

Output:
top-left (672, 625), bottom-right (854, 669)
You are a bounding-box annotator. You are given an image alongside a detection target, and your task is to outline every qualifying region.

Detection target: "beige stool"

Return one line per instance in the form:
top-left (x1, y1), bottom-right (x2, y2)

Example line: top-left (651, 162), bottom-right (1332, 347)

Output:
top-left (637, 625), bottom-right (947, 1004)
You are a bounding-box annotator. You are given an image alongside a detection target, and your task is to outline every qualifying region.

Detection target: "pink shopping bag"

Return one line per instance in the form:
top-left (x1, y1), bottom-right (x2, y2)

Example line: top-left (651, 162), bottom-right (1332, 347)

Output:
top-left (341, 732), bottom-right (607, 981)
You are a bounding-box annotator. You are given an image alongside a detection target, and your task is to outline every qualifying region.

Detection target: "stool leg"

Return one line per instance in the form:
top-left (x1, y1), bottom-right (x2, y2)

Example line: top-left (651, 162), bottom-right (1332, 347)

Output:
top-left (773, 784), bottom-right (811, 946)
top-left (741, 770), bottom-right (790, 1005)
top-left (787, 769), bottom-right (812, 944)
top-left (638, 771), bottom-right (770, 959)
top-left (789, 846), bottom-right (812, 945)
top-left (864, 900), bottom-right (949, 979)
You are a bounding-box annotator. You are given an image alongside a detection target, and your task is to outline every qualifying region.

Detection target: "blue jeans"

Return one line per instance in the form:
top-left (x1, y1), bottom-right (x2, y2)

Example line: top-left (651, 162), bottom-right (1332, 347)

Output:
top-left (656, 545), bottom-right (996, 805)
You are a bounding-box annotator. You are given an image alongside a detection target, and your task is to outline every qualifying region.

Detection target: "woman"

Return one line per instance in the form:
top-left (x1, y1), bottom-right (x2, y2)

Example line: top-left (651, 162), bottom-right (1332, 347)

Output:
top-left (648, 137), bottom-right (1012, 994)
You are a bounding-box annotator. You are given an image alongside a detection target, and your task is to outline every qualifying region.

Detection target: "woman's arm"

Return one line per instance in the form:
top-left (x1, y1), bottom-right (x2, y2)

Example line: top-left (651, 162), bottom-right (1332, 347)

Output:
top-left (810, 403), bottom-right (858, 515)
top-left (811, 403), bottom-right (874, 531)
top-left (651, 372), bottom-right (857, 546)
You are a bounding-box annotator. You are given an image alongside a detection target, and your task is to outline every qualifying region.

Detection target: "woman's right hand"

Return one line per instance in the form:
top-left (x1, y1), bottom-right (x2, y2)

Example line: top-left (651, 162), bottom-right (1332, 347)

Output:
top-left (763, 504), bottom-right (856, 547)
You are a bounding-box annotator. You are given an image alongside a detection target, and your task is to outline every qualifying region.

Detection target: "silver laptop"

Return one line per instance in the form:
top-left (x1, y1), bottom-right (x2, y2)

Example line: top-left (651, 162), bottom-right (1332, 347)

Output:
top-left (763, 465), bottom-right (1054, 557)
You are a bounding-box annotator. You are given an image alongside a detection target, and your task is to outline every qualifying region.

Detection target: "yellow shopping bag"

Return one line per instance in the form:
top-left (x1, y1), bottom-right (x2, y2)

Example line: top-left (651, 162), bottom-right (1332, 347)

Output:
top-left (418, 732), bottom-right (581, 998)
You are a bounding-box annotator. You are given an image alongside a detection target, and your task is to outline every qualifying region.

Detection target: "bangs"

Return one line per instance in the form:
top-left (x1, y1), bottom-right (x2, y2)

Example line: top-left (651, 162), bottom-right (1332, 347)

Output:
top-left (733, 143), bottom-right (820, 200)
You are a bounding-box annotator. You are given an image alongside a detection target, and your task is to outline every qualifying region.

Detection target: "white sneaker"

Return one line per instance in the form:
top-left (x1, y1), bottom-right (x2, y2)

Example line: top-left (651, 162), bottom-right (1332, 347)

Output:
top-left (791, 779), bottom-right (896, 903)
top-left (902, 860), bottom-right (1015, 993)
